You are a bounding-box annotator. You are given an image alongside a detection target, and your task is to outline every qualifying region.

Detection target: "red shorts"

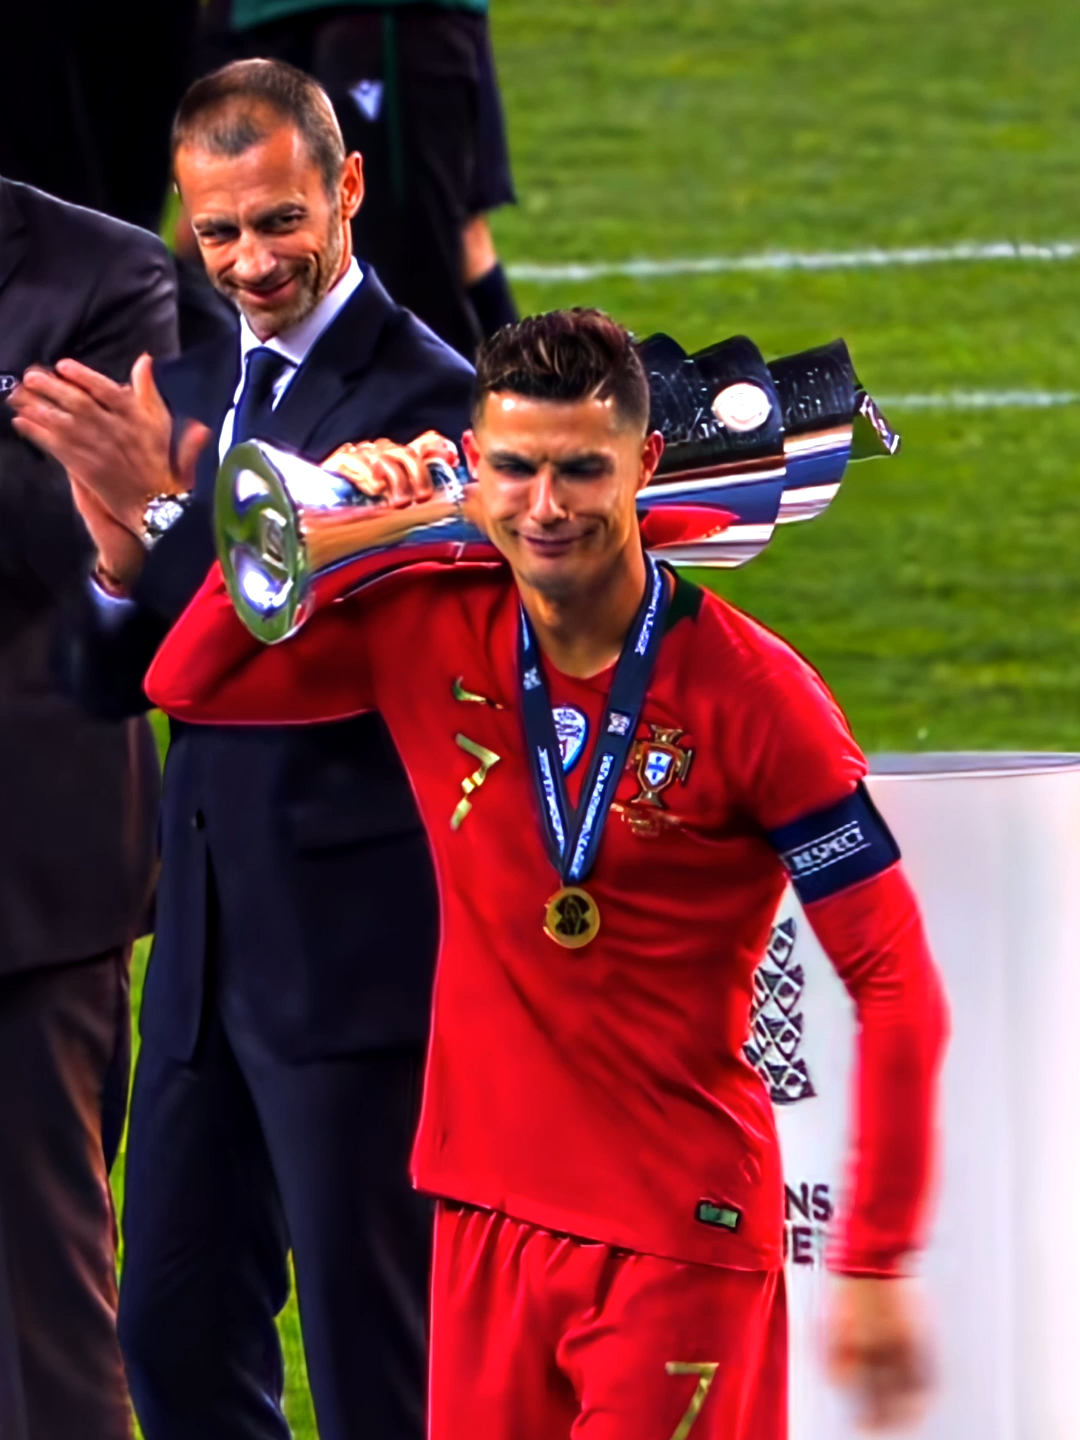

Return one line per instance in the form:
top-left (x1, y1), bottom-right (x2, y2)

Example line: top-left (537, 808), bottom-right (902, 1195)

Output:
top-left (430, 1202), bottom-right (787, 1440)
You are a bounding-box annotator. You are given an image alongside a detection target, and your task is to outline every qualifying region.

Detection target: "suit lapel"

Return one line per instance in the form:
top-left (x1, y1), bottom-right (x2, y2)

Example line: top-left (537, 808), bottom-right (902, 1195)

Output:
top-left (0, 181), bottom-right (29, 299)
top-left (263, 266), bottom-right (395, 455)
top-left (158, 337), bottom-right (240, 433)
top-left (155, 339), bottom-right (240, 503)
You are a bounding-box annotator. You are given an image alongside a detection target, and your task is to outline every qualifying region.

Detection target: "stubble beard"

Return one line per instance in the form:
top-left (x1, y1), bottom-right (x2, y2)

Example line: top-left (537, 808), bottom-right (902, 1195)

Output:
top-left (220, 207), bottom-right (347, 338)
top-left (513, 538), bottom-right (604, 608)
top-left (518, 525), bottom-right (643, 614)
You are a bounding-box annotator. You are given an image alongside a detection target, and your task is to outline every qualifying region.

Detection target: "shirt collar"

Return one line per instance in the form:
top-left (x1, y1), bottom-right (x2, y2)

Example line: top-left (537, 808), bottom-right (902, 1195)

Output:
top-left (237, 257), bottom-right (363, 372)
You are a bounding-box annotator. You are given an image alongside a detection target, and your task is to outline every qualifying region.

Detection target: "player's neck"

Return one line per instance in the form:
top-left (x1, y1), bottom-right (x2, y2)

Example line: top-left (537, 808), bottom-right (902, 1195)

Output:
top-left (517, 543), bottom-right (651, 679)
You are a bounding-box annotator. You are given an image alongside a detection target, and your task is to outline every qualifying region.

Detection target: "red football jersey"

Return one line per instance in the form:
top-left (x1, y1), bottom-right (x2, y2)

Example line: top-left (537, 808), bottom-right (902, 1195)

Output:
top-left (148, 562), bottom-right (946, 1274)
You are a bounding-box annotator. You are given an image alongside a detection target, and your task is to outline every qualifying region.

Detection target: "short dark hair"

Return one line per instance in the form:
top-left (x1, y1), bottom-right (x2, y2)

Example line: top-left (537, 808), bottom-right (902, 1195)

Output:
top-left (171, 59), bottom-right (346, 196)
top-left (473, 309), bottom-right (650, 431)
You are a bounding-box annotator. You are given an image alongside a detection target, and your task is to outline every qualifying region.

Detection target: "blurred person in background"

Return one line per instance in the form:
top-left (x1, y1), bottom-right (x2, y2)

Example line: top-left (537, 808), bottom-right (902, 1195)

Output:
top-left (192, 0), bottom-right (519, 358)
top-left (0, 4), bottom-right (198, 233)
top-left (0, 176), bottom-right (172, 1440)
top-left (9, 60), bottom-right (472, 1440)
top-left (0, 3), bottom-right (239, 352)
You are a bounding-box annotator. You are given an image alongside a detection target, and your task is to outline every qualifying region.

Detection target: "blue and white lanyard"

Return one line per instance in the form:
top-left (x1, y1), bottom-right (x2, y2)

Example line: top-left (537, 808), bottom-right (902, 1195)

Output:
top-left (518, 554), bottom-right (670, 885)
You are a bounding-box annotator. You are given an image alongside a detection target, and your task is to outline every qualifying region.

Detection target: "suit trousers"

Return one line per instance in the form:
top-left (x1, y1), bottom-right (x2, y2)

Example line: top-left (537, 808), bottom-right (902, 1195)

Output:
top-left (0, 950), bottom-right (132, 1440)
top-left (118, 972), bottom-right (431, 1440)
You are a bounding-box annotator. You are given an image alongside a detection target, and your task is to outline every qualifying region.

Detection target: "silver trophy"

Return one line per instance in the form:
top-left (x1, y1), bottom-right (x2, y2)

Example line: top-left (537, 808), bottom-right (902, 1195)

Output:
top-left (216, 335), bottom-right (899, 643)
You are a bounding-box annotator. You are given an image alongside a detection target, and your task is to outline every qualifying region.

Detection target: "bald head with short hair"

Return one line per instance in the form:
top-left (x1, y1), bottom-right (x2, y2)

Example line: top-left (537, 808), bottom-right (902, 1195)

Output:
top-left (172, 58), bottom-right (346, 197)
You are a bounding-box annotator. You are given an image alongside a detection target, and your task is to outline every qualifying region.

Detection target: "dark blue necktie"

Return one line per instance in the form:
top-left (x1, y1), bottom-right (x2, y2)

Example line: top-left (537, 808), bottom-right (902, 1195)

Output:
top-left (232, 346), bottom-right (290, 445)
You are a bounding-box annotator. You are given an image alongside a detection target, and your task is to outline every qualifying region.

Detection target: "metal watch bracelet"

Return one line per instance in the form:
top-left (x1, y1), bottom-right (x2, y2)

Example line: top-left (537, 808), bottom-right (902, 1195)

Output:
top-left (141, 491), bottom-right (192, 548)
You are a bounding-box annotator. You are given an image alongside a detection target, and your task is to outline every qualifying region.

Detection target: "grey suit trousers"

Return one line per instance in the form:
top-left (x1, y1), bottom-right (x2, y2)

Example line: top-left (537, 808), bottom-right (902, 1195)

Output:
top-left (0, 951), bottom-right (131, 1440)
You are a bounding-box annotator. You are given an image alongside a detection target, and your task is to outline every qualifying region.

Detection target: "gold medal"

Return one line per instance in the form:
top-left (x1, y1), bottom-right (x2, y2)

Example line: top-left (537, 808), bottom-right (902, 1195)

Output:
top-left (544, 886), bottom-right (601, 949)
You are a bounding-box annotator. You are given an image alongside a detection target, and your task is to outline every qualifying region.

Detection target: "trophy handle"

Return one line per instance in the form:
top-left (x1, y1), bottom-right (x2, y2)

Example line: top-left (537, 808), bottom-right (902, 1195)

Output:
top-left (215, 440), bottom-right (329, 644)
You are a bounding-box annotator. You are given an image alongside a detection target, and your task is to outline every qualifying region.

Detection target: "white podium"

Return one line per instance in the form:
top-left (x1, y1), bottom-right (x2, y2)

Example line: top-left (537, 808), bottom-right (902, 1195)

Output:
top-left (765, 754), bottom-right (1080, 1440)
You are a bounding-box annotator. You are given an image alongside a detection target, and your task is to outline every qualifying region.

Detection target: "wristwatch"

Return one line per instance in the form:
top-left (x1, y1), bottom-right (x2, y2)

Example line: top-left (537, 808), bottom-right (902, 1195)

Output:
top-left (141, 491), bottom-right (192, 547)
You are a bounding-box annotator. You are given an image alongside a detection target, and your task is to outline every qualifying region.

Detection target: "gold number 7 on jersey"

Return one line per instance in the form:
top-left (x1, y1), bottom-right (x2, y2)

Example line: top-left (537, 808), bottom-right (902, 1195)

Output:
top-left (665, 1362), bottom-right (719, 1440)
top-left (450, 734), bottom-right (501, 830)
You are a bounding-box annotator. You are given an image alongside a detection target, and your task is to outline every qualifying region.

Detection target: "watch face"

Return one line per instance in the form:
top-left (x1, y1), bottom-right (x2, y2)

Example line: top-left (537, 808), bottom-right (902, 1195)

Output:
top-left (157, 499), bottom-right (186, 528)
top-left (145, 495), bottom-right (188, 541)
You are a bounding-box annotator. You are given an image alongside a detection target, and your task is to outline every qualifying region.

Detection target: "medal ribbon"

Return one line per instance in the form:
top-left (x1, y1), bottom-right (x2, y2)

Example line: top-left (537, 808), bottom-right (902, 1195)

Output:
top-left (519, 554), bottom-right (671, 885)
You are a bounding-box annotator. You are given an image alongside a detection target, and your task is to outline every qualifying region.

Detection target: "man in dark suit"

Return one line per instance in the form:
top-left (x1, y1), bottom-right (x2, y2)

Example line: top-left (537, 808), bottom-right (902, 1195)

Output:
top-left (10, 61), bottom-right (473, 1440)
top-left (0, 179), bottom-right (171, 1439)
top-left (196, 0), bottom-right (519, 359)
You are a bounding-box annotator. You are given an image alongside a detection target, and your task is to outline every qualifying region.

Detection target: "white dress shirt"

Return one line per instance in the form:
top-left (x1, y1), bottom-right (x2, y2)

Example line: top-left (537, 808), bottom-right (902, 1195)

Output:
top-left (218, 257), bottom-right (363, 460)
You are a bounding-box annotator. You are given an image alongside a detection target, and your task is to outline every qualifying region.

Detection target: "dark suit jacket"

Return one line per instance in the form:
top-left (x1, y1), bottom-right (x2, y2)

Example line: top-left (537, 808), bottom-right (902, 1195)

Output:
top-left (0, 180), bottom-right (169, 975)
top-left (77, 267), bottom-right (474, 1061)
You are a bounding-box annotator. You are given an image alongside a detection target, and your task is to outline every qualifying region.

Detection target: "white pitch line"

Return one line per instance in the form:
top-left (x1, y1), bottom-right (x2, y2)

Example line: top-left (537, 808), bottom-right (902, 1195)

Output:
top-left (508, 239), bottom-right (1080, 283)
top-left (880, 391), bottom-right (1080, 411)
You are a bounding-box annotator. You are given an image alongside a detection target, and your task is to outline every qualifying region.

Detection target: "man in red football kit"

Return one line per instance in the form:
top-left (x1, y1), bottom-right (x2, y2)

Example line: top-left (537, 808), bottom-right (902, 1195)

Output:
top-left (147, 310), bottom-right (947, 1440)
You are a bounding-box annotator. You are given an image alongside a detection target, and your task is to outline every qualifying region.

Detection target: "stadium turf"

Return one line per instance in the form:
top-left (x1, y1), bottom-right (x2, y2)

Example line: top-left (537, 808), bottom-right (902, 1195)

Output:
top-left (116, 1), bottom-right (1080, 1432)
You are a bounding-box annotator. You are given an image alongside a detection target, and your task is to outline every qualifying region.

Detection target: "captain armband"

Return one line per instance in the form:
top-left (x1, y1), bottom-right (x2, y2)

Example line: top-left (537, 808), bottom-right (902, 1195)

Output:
top-left (766, 781), bottom-right (900, 904)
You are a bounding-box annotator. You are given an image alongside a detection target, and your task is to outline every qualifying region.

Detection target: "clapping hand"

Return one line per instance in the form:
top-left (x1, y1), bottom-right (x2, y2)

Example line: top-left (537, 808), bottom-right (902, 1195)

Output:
top-left (10, 355), bottom-right (181, 531)
top-left (7, 354), bottom-right (209, 592)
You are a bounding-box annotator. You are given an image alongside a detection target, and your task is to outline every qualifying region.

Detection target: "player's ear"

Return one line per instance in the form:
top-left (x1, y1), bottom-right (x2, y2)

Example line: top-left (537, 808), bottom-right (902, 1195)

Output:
top-left (461, 429), bottom-right (482, 479)
top-left (638, 430), bottom-right (665, 492)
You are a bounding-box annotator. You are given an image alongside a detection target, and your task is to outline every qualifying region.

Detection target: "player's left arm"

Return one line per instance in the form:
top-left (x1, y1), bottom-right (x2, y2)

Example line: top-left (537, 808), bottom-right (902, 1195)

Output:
top-left (794, 839), bottom-right (946, 1433)
top-left (766, 785), bottom-right (948, 1275)
top-left (732, 646), bottom-right (947, 1429)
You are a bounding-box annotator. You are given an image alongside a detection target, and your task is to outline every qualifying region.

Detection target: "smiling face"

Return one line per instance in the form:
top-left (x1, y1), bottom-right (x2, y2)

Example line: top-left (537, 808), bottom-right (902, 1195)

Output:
top-left (176, 112), bottom-right (362, 340)
top-left (462, 392), bottom-right (665, 603)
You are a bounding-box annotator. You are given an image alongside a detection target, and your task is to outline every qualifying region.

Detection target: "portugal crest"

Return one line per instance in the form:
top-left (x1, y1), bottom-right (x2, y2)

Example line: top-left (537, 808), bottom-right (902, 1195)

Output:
top-left (628, 725), bottom-right (693, 809)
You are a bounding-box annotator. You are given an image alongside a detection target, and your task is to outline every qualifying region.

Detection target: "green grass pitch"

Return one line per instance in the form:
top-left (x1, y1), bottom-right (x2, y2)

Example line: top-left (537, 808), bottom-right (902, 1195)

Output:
top-left (116, 1), bottom-right (1080, 1432)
